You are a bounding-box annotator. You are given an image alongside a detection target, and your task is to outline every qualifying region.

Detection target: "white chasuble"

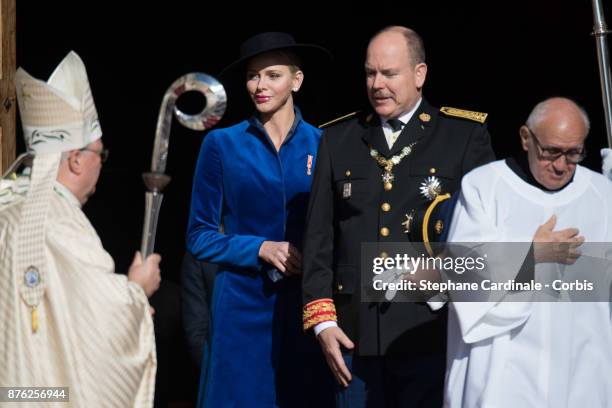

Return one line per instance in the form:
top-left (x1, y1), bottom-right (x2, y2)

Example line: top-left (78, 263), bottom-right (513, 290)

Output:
top-left (0, 184), bottom-right (156, 407)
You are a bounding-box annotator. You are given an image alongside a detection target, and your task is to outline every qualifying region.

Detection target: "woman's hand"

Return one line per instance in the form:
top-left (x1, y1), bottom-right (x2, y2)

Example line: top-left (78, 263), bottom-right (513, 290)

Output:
top-left (258, 241), bottom-right (302, 276)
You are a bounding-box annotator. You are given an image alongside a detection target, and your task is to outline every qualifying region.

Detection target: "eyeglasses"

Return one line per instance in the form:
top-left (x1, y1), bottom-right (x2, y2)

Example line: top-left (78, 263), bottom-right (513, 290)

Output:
top-left (80, 147), bottom-right (109, 163)
top-left (526, 127), bottom-right (586, 164)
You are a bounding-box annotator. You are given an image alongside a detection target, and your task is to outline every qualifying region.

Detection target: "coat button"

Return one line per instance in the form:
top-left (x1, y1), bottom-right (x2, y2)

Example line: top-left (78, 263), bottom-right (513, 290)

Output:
top-left (384, 182), bottom-right (393, 191)
top-left (380, 227), bottom-right (390, 236)
top-left (345, 170), bottom-right (351, 177)
top-left (381, 203), bottom-right (391, 212)
top-left (337, 283), bottom-right (344, 291)
top-left (380, 251), bottom-right (389, 258)
top-left (429, 167), bottom-right (436, 174)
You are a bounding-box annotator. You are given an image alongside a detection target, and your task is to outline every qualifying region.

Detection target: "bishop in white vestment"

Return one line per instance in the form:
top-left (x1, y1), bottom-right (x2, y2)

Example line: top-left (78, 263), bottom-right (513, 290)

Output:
top-left (0, 51), bottom-right (159, 407)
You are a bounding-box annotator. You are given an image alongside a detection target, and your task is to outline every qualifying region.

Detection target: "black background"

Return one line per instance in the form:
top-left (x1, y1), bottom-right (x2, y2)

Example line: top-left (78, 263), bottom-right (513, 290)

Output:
top-left (15, 1), bottom-right (612, 405)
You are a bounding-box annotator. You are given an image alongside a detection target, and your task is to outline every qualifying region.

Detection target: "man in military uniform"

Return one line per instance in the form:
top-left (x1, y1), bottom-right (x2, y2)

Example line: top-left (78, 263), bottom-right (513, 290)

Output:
top-left (302, 26), bottom-right (495, 407)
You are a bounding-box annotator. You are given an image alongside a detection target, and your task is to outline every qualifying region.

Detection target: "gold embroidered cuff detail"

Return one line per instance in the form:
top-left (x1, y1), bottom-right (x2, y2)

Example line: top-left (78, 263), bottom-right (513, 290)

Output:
top-left (303, 298), bottom-right (337, 330)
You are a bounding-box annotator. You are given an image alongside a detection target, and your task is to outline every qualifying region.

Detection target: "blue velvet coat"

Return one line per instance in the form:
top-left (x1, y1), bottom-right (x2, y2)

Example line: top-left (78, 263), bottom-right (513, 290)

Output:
top-left (187, 110), bottom-right (322, 408)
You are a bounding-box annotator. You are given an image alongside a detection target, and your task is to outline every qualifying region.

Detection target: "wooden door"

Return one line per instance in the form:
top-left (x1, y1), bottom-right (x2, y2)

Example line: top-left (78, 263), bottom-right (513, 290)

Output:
top-left (0, 0), bottom-right (16, 174)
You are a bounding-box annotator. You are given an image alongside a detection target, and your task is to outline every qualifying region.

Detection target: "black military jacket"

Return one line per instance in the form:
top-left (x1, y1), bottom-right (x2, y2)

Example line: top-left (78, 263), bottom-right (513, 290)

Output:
top-left (302, 99), bottom-right (495, 356)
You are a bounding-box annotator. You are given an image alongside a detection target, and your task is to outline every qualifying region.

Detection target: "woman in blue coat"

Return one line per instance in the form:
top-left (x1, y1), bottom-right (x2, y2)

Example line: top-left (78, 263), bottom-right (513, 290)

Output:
top-left (187, 32), bottom-right (333, 407)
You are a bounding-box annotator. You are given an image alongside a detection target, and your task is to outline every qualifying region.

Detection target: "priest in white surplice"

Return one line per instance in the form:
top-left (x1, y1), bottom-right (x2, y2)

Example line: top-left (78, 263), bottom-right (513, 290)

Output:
top-left (443, 97), bottom-right (612, 408)
top-left (0, 51), bottom-right (161, 407)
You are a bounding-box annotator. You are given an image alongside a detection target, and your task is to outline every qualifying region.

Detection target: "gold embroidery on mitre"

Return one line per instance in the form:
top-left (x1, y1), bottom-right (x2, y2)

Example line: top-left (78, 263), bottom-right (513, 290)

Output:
top-left (440, 107), bottom-right (488, 123)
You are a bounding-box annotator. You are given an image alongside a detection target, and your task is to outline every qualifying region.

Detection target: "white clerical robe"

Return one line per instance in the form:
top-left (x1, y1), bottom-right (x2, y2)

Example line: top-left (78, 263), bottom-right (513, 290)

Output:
top-left (444, 160), bottom-right (612, 408)
top-left (0, 181), bottom-right (156, 407)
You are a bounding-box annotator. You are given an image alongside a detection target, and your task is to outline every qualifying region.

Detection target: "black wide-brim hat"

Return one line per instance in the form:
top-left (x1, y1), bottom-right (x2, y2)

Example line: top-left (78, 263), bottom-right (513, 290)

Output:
top-left (220, 31), bottom-right (332, 77)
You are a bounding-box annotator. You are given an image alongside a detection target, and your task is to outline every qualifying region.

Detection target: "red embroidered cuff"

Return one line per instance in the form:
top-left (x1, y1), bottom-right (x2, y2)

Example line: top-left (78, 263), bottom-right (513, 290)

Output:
top-left (303, 298), bottom-right (337, 331)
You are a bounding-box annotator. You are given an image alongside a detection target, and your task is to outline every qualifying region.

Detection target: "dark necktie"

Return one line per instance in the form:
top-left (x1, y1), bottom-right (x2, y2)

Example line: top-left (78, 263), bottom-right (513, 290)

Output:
top-left (387, 118), bottom-right (403, 132)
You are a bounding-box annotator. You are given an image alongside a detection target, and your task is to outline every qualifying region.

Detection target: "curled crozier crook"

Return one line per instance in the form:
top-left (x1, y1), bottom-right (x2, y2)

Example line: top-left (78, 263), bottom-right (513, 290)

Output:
top-left (141, 73), bottom-right (226, 258)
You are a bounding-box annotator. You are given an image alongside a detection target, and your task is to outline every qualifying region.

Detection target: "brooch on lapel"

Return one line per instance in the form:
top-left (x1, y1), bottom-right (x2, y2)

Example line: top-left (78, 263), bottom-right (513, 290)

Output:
top-left (306, 154), bottom-right (313, 176)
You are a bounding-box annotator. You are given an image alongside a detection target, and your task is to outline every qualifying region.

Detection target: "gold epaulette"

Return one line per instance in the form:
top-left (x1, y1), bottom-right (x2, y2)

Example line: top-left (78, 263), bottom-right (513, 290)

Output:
top-left (440, 107), bottom-right (488, 124)
top-left (318, 111), bottom-right (359, 129)
top-left (303, 298), bottom-right (337, 331)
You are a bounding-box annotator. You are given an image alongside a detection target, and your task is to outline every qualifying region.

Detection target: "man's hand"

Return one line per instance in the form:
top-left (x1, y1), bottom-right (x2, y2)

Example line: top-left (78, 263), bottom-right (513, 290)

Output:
top-left (601, 148), bottom-right (612, 181)
top-left (128, 251), bottom-right (162, 297)
top-left (258, 241), bottom-right (302, 276)
top-left (533, 215), bottom-right (584, 265)
top-left (317, 326), bottom-right (354, 387)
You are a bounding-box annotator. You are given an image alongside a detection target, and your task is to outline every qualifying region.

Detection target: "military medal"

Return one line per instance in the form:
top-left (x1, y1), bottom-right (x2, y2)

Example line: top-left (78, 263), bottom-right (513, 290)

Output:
top-left (342, 182), bottom-right (352, 199)
top-left (402, 210), bottom-right (416, 234)
top-left (342, 168), bottom-right (352, 198)
top-left (382, 172), bottom-right (394, 191)
top-left (370, 143), bottom-right (417, 190)
top-left (419, 176), bottom-right (442, 200)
